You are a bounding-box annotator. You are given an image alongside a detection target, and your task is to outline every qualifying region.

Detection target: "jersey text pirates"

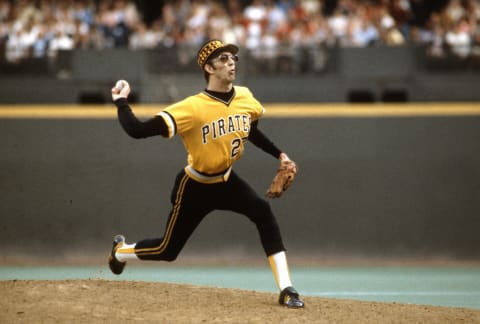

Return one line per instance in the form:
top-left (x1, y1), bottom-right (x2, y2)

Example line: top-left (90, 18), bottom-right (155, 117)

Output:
top-left (157, 86), bottom-right (264, 183)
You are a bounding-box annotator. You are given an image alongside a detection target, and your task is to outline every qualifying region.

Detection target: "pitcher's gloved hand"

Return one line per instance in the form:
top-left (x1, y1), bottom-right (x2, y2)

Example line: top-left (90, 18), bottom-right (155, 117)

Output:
top-left (266, 154), bottom-right (297, 198)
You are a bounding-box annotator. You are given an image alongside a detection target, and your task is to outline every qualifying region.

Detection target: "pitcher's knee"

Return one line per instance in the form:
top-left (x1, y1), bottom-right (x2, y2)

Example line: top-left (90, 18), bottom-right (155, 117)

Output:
top-left (253, 197), bottom-right (272, 213)
top-left (247, 198), bottom-right (276, 223)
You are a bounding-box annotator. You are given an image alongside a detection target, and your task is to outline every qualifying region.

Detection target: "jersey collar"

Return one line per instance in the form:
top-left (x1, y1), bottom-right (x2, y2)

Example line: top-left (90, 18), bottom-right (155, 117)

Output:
top-left (203, 87), bottom-right (235, 106)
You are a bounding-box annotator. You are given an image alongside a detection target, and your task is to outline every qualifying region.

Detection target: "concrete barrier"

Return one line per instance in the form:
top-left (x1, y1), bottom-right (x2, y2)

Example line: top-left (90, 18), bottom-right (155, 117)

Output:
top-left (1, 46), bottom-right (480, 104)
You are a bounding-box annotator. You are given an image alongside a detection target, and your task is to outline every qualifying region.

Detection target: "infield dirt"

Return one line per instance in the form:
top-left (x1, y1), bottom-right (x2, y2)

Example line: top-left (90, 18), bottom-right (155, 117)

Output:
top-left (2, 280), bottom-right (480, 323)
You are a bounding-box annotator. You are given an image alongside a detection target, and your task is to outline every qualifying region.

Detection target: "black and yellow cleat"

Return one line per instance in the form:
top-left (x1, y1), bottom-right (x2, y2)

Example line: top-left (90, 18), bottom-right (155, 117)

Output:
top-left (279, 286), bottom-right (305, 308)
top-left (108, 234), bottom-right (126, 275)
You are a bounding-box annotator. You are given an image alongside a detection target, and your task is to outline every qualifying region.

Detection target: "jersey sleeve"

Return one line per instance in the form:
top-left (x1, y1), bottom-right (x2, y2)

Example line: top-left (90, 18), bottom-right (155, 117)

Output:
top-left (251, 96), bottom-right (265, 121)
top-left (236, 86), bottom-right (265, 121)
top-left (115, 98), bottom-right (168, 138)
top-left (156, 97), bottom-right (194, 138)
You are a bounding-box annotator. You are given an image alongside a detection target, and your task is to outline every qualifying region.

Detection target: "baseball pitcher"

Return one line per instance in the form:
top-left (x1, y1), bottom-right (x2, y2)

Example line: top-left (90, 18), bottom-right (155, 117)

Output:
top-left (108, 40), bottom-right (304, 308)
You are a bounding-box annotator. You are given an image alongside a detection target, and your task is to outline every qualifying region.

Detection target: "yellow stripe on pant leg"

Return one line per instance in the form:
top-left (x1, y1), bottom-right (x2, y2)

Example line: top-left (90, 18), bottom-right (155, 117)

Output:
top-left (135, 174), bottom-right (189, 256)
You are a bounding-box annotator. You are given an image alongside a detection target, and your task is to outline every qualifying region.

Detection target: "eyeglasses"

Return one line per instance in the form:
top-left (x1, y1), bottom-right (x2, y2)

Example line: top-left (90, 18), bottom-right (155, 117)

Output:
top-left (212, 54), bottom-right (239, 63)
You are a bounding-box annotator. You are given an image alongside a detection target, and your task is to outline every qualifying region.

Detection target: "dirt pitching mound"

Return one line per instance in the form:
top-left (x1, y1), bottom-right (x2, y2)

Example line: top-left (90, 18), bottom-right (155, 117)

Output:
top-left (2, 280), bottom-right (479, 323)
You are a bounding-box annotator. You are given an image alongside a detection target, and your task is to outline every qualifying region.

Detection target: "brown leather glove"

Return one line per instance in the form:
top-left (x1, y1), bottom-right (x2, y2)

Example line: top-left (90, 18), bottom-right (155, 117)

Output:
top-left (266, 158), bottom-right (297, 198)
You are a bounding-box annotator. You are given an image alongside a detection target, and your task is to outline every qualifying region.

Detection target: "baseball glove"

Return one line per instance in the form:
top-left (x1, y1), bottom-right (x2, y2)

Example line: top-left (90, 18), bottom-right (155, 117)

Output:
top-left (266, 159), bottom-right (297, 198)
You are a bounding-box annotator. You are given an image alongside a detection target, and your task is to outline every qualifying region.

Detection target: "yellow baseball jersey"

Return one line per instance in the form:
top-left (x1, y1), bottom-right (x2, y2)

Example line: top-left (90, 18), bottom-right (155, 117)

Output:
top-left (157, 86), bottom-right (264, 183)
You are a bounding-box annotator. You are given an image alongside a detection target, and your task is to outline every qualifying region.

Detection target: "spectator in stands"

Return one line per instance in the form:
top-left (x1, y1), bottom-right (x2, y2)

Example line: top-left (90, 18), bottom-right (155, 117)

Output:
top-left (96, 0), bottom-right (139, 48)
top-left (444, 0), bottom-right (466, 26)
top-left (48, 29), bottom-right (73, 58)
top-left (423, 13), bottom-right (447, 59)
top-left (445, 17), bottom-right (472, 59)
top-left (306, 13), bottom-right (333, 46)
top-left (5, 27), bottom-right (26, 62)
top-left (31, 24), bottom-right (52, 58)
top-left (343, 5), bottom-right (379, 47)
top-left (388, 0), bottom-right (413, 40)
top-left (265, 0), bottom-right (287, 32)
top-left (129, 21), bottom-right (162, 50)
top-left (72, 0), bottom-right (95, 27)
top-left (207, 1), bottom-right (230, 40)
top-left (328, 6), bottom-right (350, 45)
top-left (5, 17), bottom-right (38, 63)
top-left (466, 0), bottom-right (480, 23)
top-left (244, 0), bottom-right (268, 53)
top-left (0, 0), bottom-right (10, 22)
top-left (183, 1), bottom-right (208, 47)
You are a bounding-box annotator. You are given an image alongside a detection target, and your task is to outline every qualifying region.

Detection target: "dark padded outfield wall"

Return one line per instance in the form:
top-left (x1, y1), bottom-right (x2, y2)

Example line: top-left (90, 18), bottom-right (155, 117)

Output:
top-left (1, 107), bottom-right (479, 260)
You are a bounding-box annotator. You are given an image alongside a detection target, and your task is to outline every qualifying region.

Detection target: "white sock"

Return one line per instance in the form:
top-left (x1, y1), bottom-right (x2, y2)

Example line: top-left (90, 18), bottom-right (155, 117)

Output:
top-left (268, 251), bottom-right (293, 291)
top-left (115, 242), bottom-right (139, 262)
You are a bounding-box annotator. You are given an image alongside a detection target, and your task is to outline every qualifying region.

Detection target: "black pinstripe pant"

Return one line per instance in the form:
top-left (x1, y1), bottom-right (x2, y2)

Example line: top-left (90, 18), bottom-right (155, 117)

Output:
top-left (134, 169), bottom-right (286, 261)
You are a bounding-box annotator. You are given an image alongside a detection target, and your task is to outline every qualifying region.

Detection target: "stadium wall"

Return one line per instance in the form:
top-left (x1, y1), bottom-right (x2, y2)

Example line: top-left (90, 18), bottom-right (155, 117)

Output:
top-left (1, 46), bottom-right (479, 104)
top-left (1, 107), bottom-right (479, 260)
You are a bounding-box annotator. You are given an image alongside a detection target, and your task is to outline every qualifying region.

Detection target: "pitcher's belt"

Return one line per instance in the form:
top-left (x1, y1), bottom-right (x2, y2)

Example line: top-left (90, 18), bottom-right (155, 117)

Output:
top-left (184, 165), bottom-right (232, 184)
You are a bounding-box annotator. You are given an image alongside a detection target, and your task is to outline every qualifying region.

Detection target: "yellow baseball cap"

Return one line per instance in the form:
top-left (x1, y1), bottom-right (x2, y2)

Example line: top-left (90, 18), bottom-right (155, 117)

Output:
top-left (197, 40), bottom-right (239, 68)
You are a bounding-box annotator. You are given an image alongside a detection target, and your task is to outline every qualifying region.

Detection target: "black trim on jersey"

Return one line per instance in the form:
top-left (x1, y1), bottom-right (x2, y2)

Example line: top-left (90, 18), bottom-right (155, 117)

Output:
top-left (204, 87), bottom-right (235, 105)
top-left (162, 110), bottom-right (177, 136)
top-left (115, 98), bottom-right (169, 138)
top-left (249, 120), bottom-right (282, 159)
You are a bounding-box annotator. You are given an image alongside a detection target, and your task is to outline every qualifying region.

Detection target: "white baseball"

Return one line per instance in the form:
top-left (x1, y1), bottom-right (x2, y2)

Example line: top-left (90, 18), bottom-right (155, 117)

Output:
top-left (115, 80), bottom-right (127, 91)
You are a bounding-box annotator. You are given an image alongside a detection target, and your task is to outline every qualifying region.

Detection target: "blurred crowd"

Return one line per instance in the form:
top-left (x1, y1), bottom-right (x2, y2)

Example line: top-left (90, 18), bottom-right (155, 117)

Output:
top-left (1, 0), bottom-right (480, 65)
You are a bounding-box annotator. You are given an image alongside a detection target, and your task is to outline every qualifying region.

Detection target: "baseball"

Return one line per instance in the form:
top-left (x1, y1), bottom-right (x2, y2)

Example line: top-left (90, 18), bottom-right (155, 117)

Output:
top-left (115, 80), bottom-right (127, 91)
